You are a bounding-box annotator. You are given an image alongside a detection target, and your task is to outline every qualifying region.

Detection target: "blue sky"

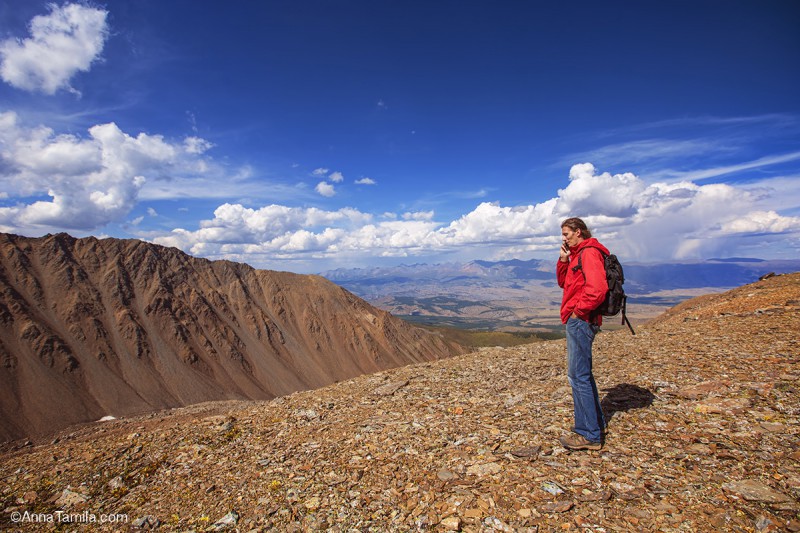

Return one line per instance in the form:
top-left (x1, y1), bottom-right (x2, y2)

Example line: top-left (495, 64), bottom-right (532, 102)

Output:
top-left (1, 1), bottom-right (799, 272)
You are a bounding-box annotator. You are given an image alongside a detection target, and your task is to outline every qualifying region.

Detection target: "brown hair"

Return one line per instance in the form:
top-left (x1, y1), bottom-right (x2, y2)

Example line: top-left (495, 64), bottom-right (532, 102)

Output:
top-left (561, 217), bottom-right (592, 239)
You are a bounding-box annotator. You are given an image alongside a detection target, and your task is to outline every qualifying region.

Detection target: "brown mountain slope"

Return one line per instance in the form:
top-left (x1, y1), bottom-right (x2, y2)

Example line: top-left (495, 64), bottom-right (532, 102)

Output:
top-left (0, 233), bottom-right (465, 442)
top-left (1, 273), bottom-right (797, 531)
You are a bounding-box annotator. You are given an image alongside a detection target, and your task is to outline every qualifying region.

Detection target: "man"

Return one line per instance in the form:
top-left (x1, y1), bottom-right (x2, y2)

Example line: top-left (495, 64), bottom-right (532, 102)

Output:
top-left (557, 217), bottom-right (608, 451)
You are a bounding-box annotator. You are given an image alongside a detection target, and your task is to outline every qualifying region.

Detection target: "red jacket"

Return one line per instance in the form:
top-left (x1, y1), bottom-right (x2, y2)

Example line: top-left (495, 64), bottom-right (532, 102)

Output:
top-left (557, 238), bottom-right (609, 325)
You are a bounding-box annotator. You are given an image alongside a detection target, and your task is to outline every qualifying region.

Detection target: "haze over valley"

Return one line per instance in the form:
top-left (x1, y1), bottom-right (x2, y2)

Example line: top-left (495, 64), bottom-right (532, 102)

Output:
top-left (322, 258), bottom-right (800, 333)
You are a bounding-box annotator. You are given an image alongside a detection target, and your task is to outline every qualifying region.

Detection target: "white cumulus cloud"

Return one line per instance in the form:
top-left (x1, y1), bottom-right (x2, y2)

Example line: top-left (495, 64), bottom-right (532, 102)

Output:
top-left (315, 181), bottom-right (336, 197)
top-left (721, 210), bottom-right (800, 235)
top-left (0, 111), bottom-right (216, 232)
top-left (0, 3), bottom-right (109, 95)
top-left (150, 162), bottom-right (800, 268)
top-left (553, 164), bottom-right (800, 260)
top-left (402, 211), bottom-right (435, 221)
top-left (558, 163), bottom-right (645, 218)
top-left (154, 203), bottom-right (374, 255)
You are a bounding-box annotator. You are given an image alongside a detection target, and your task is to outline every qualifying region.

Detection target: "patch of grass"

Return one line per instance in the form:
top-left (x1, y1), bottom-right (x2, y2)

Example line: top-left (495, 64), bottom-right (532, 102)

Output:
top-left (418, 324), bottom-right (555, 348)
top-left (399, 314), bottom-right (566, 347)
top-left (393, 296), bottom-right (483, 313)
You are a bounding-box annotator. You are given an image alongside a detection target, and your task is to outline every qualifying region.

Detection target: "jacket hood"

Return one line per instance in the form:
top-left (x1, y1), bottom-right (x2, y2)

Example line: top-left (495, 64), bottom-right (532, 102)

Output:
top-left (573, 237), bottom-right (609, 256)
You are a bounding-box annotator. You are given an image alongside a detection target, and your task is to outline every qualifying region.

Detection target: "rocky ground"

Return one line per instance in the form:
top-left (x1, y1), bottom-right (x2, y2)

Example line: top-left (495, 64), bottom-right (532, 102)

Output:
top-left (1, 273), bottom-right (799, 532)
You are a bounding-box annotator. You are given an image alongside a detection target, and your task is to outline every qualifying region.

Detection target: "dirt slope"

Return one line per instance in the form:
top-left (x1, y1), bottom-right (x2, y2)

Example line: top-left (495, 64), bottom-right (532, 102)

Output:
top-left (1, 272), bottom-right (798, 531)
top-left (0, 233), bottom-right (464, 442)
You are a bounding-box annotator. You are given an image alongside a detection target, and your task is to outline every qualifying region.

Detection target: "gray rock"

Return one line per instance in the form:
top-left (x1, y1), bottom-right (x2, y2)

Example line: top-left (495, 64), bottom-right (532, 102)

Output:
top-left (436, 468), bottom-right (459, 481)
top-left (54, 488), bottom-right (88, 508)
top-left (466, 462), bottom-right (502, 477)
top-left (132, 515), bottom-right (160, 530)
top-left (723, 479), bottom-right (791, 503)
top-left (213, 510), bottom-right (240, 530)
top-left (372, 380), bottom-right (409, 396)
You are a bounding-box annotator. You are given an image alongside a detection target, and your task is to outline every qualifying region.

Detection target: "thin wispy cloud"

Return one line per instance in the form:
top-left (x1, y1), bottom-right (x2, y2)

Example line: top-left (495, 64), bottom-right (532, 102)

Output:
top-left (671, 151), bottom-right (800, 183)
top-left (561, 113), bottom-right (800, 189)
top-left (564, 138), bottom-right (730, 167)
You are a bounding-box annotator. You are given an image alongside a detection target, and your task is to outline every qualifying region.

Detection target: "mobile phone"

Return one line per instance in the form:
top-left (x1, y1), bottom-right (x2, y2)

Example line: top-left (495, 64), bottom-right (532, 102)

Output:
top-left (563, 241), bottom-right (570, 251)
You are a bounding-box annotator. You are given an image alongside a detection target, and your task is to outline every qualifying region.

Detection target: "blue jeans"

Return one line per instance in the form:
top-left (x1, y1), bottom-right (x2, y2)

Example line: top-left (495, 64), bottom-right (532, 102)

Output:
top-left (566, 317), bottom-right (605, 443)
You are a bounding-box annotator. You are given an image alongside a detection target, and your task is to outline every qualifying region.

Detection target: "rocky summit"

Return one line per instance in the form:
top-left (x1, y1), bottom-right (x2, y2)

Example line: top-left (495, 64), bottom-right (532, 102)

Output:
top-left (0, 233), bottom-right (464, 442)
top-left (1, 272), bottom-right (798, 531)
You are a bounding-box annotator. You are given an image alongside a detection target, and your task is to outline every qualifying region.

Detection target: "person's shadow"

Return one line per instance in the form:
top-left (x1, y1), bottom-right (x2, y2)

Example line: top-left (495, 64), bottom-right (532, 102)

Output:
top-left (600, 383), bottom-right (655, 421)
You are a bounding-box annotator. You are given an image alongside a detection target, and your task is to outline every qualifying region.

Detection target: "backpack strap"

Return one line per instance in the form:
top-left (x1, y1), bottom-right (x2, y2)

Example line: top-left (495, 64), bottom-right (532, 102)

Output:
top-left (571, 245), bottom-right (607, 275)
top-left (623, 302), bottom-right (636, 335)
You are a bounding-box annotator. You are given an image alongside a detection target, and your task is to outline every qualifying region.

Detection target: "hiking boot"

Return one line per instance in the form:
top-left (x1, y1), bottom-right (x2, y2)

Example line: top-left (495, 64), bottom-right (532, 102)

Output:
top-left (559, 433), bottom-right (602, 451)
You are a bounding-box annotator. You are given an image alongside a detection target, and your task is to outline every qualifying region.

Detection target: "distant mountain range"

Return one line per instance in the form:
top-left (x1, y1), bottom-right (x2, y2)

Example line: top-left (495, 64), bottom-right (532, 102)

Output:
top-left (321, 257), bottom-right (800, 331)
top-left (324, 257), bottom-right (799, 292)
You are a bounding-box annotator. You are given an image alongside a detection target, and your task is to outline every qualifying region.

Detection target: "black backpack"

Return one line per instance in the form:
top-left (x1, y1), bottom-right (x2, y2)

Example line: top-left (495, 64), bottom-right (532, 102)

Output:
top-left (573, 246), bottom-right (635, 335)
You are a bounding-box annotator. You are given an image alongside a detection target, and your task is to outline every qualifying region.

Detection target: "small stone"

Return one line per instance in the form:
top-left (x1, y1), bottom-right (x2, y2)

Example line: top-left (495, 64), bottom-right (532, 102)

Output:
top-left (466, 462), bottom-right (501, 477)
top-left (760, 422), bottom-right (785, 432)
top-left (437, 468), bottom-right (458, 481)
top-left (54, 488), bottom-right (88, 508)
top-left (755, 515), bottom-right (776, 531)
top-left (372, 380), bottom-right (409, 396)
top-left (305, 497), bottom-right (321, 510)
top-left (463, 508), bottom-right (483, 519)
top-left (440, 516), bottom-right (461, 531)
top-left (107, 476), bottom-right (125, 490)
top-left (694, 397), bottom-right (752, 415)
top-left (576, 490), bottom-right (611, 502)
top-left (132, 515), bottom-right (160, 530)
top-left (510, 445), bottom-right (541, 458)
top-left (212, 510), bottom-right (239, 530)
top-left (295, 409), bottom-right (318, 420)
top-left (675, 381), bottom-right (730, 399)
top-left (483, 516), bottom-right (513, 532)
top-left (540, 500), bottom-right (574, 513)
top-left (574, 516), bottom-right (602, 529)
top-left (504, 394), bottom-right (525, 407)
top-left (723, 480), bottom-right (791, 503)
top-left (610, 481), bottom-right (635, 493)
top-left (541, 481), bottom-right (565, 495)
